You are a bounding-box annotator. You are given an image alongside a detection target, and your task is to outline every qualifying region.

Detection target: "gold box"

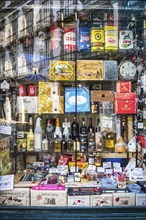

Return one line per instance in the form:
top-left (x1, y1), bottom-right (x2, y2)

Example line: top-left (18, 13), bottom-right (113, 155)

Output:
top-left (77, 60), bottom-right (104, 80)
top-left (91, 90), bottom-right (114, 102)
top-left (50, 61), bottom-right (75, 81)
top-left (38, 82), bottom-right (61, 97)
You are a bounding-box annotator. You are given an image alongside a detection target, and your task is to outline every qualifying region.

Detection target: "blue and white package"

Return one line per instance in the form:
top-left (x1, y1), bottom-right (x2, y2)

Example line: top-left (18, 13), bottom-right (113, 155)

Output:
top-left (78, 25), bottom-right (90, 52)
top-left (65, 86), bottom-right (90, 113)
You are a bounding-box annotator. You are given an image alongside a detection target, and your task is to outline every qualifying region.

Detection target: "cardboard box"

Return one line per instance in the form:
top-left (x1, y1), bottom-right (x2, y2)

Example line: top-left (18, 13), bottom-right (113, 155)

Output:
top-left (136, 194), bottom-right (146, 206)
top-left (91, 194), bottom-right (113, 206)
top-left (77, 60), bottom-right (104, 80)
top-left (115, 93), bottom-right (136, 114)
top-left (91, 90), bottom-right (114, 102)
top-left (38, 82), bottom-right (61, 97)
top-left (113, 193), bottom-right (135, 206)
top-left (31, 189), bottom-right (67, 206)
top-left (50, 61), bottom-right (75, 81)
top-left (116, 81), bottom-right (131, 93)
top-left (68, 195), bottom-right (90, 206)
top-left (0, 188), bottom-right (30, 206)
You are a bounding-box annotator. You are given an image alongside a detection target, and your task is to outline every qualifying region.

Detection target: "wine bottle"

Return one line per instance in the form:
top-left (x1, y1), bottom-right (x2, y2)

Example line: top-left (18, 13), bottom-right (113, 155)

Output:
top-left (88, 127), bottom-right (96, 152)
top-left (104, 128), bottom-right (115, 152)
top-left (61, 134), bottom-right (67, 153)
top-left (67, 135), bottom-right (74, 152)
top-left (95, 119), bottom-right (103, 152)
top-left (54, 135), bottom-right (61, 153)
top-left (71, 116), bottom-right (79, 140)
top-left (46, 119), bottom-right (54, 134)
top-left (80, 118), bottom-right (88, 151)
top-left (88, 117), bottom-right (94, 133)
top-left (27, 128), bottom-right (34, 151)
top-left (42, 135), bottom-right (48, 151)
top-left (73, 137), bottom-right (80, 152)
top-left (62, 117), bottom-right (70, 140)
top-left (54, 117), bottom-right (62, 140)
top-left (34, 117), bottom-right (43, 151)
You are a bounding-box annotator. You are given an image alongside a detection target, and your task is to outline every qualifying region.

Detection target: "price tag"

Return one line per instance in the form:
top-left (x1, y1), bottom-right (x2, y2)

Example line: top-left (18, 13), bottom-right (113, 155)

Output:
top-left (105, 168), bottom-right (113, 174)
top-left (0, 174), bottom-right (14, 191)
top-left (103, 162), bottom-right (112, 169)
top-left (0, 125), bottom-right (12, 135)
top-left (88, 165), bottom-right (96, 171)
top-left (97, 167), bottom-right (105, 173)
top-left (0, 80), bottom-right (10, 90)
top-left (129, 168), bottom-right (146, 181)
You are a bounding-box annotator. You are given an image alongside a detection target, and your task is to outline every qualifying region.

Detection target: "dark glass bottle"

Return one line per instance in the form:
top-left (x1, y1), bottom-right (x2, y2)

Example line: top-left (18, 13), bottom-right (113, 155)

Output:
top-left (80, 118), bottom-right (88, 151)
top-left (71, 116), bottom-right (79, 140)
top-left (61, 135), bottom-right (67, 153)
top-left (80, 118), bottom-right (87, 135)
top-left (88, 117), bottom-right (94, 133)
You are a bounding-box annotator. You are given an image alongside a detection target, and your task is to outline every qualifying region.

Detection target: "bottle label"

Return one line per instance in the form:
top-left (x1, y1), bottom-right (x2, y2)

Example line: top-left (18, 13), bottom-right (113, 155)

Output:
top-left (105, 139), bottom-right (114, 148)
top-left (35, 134), bottom-right (42, 151)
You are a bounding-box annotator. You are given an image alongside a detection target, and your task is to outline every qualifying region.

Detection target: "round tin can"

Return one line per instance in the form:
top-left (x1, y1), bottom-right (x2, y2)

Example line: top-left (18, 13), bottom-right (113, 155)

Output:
top-left (28, 85), bottom-right (37, 96)
top-left (18, 84), bottom-right (26, 96)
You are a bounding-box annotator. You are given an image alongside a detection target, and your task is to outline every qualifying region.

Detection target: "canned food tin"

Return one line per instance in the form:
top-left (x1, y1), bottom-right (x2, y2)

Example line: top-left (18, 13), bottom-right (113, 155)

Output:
top-left (90, 27), bottom-right (104, 51)
top-left (18, 84), bottom-right (26, 96)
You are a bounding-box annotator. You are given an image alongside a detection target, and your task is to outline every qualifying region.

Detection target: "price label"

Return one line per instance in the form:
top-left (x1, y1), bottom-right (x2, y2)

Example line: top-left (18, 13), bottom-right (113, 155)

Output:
top-left (0, 125), bottom-right (12, 135)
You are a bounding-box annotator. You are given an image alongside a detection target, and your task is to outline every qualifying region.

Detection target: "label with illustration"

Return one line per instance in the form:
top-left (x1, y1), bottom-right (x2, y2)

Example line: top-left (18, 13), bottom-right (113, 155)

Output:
top-left (119, 30), bottom-right (133, 50)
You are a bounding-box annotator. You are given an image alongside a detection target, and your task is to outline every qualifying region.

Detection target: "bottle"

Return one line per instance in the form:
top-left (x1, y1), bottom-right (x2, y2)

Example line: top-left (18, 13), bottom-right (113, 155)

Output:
top-left (42, 135), bottom-right (48, 151)
top-left (54, 117), bottom-right (62, 140)
top-left (46, 119), bottom-right (54, 134)
top-left (27, 128), bottom-right (34, 151)
top-left (88, 117), bottom-right (94, 133)
top-left (34, 117), bottom-right (43, 151)
top-left (62, 117), bottom-right (70, 140)
top-left (61, 135), bottom-right (67, 153)
top-left (104, 128), bottom-right (115, 152)
top-left (71, 116), bottom-right (79, 140)
top-left (88, 128), bottom-right (96, 152)
top-left (95, 119), bottom-right (103, 152)
top-left (73, 137), bottom-right (80, 152)
top-left (67, 135), bottom-right (74, 152)
top-left (95, 153), bottom-right (101, 167)
top-left (54, 135), bottom-right (61, 153)
top-left (80, 118), bottom-right (88, 151)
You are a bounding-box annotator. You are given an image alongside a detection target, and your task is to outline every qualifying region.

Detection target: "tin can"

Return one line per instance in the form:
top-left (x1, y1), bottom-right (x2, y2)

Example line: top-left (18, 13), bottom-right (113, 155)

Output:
top-left (78, 25), bottom-right (90, 52)
top-left (18, 84), bottom-right (26, 96)
top-left (90, 27), bottom-right (104, 52)
top-left (28, 85), bottom-right (37, 96)
top-left (64, 25), bottom-right (76, 52)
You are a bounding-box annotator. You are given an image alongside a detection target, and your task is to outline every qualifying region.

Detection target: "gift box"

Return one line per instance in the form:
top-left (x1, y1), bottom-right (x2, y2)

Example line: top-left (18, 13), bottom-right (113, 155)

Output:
top-left (77, 60), bottom-right (104, 80)
top-left (113, 193), bottom-right (135, 206)
top-left (115, 93), bottom-right (136, 114)
top-left (0, 188), bottom-right (30, 206)
top-left (31, 189), bottom-right (67, 206)
top-left (50, 60), bottom-right (75, 81)
top-left (90, 194), bottom-right (113, 206)
top-left (68, 195), bottom-right (90, 206)
top-left (116, 81), bottom-right (131, 93)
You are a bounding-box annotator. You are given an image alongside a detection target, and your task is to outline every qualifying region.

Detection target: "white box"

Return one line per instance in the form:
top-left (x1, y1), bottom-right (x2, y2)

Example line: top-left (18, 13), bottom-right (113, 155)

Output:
top-left (91, 194), bottom-right (113, 207)
top-left (68, 195), bottom-right (90, 207)
top-left (136, 194), bottom-right (146, 206)
top-left (0, 188), bottom-right (30, 206)
top-left (113, 193), bottom-right (135, 206)
top-left (31, 189), bottom-right (67, 206)
top-left (17, 96), bottom-right (38, 114)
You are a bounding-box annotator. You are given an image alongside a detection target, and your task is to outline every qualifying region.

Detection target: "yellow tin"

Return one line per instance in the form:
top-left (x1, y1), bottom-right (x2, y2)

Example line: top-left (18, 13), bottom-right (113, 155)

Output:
top-left (50, 60), bottom-right (75, 81)
top-left (104, 26), bottom-right (118, 50)
top-left (90, 27), bottom-right (104, 52)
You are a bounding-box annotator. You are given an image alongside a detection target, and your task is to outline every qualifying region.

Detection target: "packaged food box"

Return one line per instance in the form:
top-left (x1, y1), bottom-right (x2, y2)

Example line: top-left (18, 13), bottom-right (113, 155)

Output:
top-left (0, 188), bottom-right (30, 206)
top-left (31, 189), bottom-right (67, 206)
top-left (104, 60), bottom-right (118, 80)
top-left (116, 81), bottom-right (131, 93)
top-left (68, 195), bottom-right (90, 206)
top-left (115, 93), bottom-right (136, 114)
top-left (119, 30), bottom-right (133, 50)
top-left (91, 194), bottom-right (113, 206)
top-left (77, 60), bottom-right (104, 80)
top-left (104, 26), bottom-right (118, 50)
top-left (113, 193), bottom-right (135, 206)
